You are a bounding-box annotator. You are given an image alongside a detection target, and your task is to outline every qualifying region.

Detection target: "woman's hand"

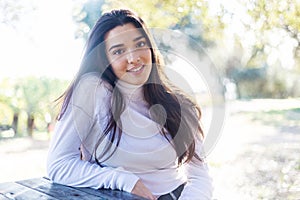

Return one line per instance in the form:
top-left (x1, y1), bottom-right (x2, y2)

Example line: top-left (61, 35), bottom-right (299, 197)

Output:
top-left (131, 179), bottom-right (156, 200)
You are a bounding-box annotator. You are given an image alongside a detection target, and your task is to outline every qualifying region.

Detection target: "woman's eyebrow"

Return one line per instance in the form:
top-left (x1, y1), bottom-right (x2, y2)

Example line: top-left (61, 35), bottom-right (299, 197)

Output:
top-left (108, 35), bottom-right (145, 52)
top-left (133, 35), bottom-right (145, 42)
top-left (108, 44), bottom-right (124, 52)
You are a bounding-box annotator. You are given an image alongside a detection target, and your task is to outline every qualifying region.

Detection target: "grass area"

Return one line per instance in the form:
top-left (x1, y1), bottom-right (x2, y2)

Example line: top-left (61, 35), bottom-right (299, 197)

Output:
top-left (210, 101), bottom-right (300, 199)
top-left (240, 108), bottom-right (300, 130)
top-left (236, 144), bottom-right (300, 199)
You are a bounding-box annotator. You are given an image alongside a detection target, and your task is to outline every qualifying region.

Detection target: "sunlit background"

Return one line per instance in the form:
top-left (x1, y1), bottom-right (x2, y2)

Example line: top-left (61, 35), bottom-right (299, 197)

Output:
top-left (1, 0), bottom-right (299, 199)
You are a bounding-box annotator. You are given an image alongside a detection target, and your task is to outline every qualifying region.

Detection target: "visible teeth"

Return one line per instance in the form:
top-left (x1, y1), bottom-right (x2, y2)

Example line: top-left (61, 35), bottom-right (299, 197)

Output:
top-left (129, 66), bottom-right (143, 72)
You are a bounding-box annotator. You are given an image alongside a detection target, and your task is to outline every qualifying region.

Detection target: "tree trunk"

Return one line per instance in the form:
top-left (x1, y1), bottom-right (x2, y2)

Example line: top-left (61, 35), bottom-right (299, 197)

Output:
top-left (27, 114), bottom-right (34, 137)
top-left (235, 82), bottom-right (241, 99)
top-left (12, 112), bottom-right (19, 136)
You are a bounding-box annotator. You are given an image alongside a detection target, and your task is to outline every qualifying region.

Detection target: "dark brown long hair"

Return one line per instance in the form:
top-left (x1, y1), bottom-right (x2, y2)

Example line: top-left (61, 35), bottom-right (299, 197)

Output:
top-left (57, 9), bottom-right (204, 166)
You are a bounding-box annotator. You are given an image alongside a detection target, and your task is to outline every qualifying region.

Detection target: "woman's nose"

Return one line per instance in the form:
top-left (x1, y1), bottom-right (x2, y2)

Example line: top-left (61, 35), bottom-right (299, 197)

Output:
top-left (126, 49), bottom-right (140, 64)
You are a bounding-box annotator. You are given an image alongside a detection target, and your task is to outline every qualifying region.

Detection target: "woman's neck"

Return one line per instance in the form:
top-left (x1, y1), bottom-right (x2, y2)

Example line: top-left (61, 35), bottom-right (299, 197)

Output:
top-left (115, 79), bottom-right (144, 100)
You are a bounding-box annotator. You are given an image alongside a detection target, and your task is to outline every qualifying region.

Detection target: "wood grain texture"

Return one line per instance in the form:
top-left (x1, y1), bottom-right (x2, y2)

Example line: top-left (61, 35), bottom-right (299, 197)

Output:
top-left (0, 177), bottom-right (147, 200)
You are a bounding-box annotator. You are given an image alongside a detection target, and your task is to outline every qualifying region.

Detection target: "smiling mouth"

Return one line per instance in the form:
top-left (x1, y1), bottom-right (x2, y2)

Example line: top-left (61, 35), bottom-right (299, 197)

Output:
top-left (126, 65), bottom-right (144, 72)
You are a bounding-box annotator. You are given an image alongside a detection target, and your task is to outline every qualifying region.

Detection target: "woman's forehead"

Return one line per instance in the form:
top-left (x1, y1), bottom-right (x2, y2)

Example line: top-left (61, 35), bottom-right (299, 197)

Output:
top-left (104, 23), bottom-right (144, 42)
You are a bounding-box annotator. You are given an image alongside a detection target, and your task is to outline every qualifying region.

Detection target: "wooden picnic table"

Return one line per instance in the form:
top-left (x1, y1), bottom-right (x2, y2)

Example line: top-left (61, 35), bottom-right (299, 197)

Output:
top-left (0, 177), bottom-right (147, 199)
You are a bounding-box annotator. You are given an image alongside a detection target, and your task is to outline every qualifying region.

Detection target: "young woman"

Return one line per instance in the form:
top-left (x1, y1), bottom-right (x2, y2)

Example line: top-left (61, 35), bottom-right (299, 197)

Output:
top-left (47, 9), bottom-right (213, 200)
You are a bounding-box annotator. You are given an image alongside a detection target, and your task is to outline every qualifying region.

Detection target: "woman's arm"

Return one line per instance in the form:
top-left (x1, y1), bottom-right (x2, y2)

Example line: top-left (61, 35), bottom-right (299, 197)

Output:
top-left (47, 108), bottom-right (140, 193)
top-left (178, 139), bottom-right (213, 200)
top-left (47, 74), bottom-right (139, 193)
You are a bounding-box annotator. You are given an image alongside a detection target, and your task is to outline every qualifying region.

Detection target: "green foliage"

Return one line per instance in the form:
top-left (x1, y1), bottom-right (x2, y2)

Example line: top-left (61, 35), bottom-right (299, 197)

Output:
top-left (73, 0), bottom-right (104, 39)
top-left (231, 65), bottom-right (300, 98)
top-left (237, 76), bottom-right (288, 98)
top-left (0, 77), bottom-right (68, 136)
top-left (73, 0), bottom-right (225, 45)
top-left (103, 0), bottom-right (225, 43)
top-left (222, 0), bottom-right (300, 98)
top-left (247, 0), bottom-right (300, 33)
top-left (0, 0), bottom-right (31, 26)
top-left (242, 0), bottom-right (300, 69)
top-left (0, 102), bottom-right (13, 124)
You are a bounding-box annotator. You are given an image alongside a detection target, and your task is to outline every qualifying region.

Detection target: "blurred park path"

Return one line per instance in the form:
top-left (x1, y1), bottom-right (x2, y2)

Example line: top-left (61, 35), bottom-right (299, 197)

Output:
top-left (209, 98), bottom-right (300, 200)
top-left (1, 99), bottom-right (299, 199)
top-left (0, 136), bottom-right (49, 182)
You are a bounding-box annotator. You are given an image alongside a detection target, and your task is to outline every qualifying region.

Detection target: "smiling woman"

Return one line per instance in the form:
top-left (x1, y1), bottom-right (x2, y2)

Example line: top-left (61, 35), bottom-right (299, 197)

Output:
top-left (47, 9), bottom-right (213, 200)
top-left (105, 23), bottom-right (152, 85)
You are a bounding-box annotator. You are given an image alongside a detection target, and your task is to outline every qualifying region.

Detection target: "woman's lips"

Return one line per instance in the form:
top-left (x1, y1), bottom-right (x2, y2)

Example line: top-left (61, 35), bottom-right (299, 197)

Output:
top-left (126, 65), bottom-right (144, 73)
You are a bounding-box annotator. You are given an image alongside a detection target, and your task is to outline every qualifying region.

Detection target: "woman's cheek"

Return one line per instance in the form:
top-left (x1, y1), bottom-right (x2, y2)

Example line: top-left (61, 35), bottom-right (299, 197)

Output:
top-left (111, 59), bottom-right (127, 77)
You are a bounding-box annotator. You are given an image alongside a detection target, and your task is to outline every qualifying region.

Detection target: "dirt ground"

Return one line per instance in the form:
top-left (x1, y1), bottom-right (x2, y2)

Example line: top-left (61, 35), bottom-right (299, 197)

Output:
top-left (209, 99), bottom-right (300, 200)
top-left (1, 99), bottom-right (299, 199)
top-left (0, 136), bottom-right (49, 182)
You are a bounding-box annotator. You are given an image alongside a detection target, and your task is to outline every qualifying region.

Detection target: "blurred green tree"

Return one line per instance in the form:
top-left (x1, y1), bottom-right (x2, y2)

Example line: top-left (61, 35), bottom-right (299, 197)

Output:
top-left (0, 77), bottom-right (68, 137)
top-left (1, 0), bottom-right (25, 26)
top-left (0, 0), bottom-right (36, 33)
top-left (243, 0), bottom-right (300, 69)
top-left (21, 77), bottom-right (46, 136)
top-left (73, 0), bottom-right (104, 40)
top-left (0, 78), bottom-right (24, 135)
top-left (223, 0), bottom-right (300, 98)
top-left (20, 77), bottom-right (67, 136)
top-left (73, 0), bottom-right (225, 45)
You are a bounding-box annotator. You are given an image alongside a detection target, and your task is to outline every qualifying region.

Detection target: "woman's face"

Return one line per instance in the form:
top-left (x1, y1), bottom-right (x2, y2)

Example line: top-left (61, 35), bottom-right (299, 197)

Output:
top-left (105, 23), bottom-right (152, 85)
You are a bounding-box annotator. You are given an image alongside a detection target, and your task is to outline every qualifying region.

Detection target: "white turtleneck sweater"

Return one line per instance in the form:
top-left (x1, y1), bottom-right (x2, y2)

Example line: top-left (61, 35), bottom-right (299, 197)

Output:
top-left (47, 72), bottom-right (213, 199)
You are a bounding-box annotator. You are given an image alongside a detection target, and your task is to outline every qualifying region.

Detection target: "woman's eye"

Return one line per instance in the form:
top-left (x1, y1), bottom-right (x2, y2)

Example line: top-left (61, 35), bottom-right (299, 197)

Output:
top-left (137, 41), bottom-right (146, 48)
top-left (113, 49), bottom-right (124, 55)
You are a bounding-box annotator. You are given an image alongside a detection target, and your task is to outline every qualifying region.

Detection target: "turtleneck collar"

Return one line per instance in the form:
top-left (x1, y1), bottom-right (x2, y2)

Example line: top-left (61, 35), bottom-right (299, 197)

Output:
top-left (115, 79), bottom-right (144, 100)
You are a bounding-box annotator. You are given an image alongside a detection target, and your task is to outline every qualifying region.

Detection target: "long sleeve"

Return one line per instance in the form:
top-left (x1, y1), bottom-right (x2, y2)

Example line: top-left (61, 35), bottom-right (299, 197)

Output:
top-left (46, 73), bottom-right (139, 193)
top-left (178, 139), bottom-right (213, 200)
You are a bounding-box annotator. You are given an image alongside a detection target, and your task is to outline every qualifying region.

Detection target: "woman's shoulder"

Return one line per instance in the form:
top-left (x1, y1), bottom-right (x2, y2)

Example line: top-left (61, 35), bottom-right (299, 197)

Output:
top-left (77, 72), bottom-right (104, 86)
top-left (72, 72), bottom-right (112, 107)
top-left (76, 72), bottom-right (112, 94)
top-left (70, 72), bottom-right (112, 117)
